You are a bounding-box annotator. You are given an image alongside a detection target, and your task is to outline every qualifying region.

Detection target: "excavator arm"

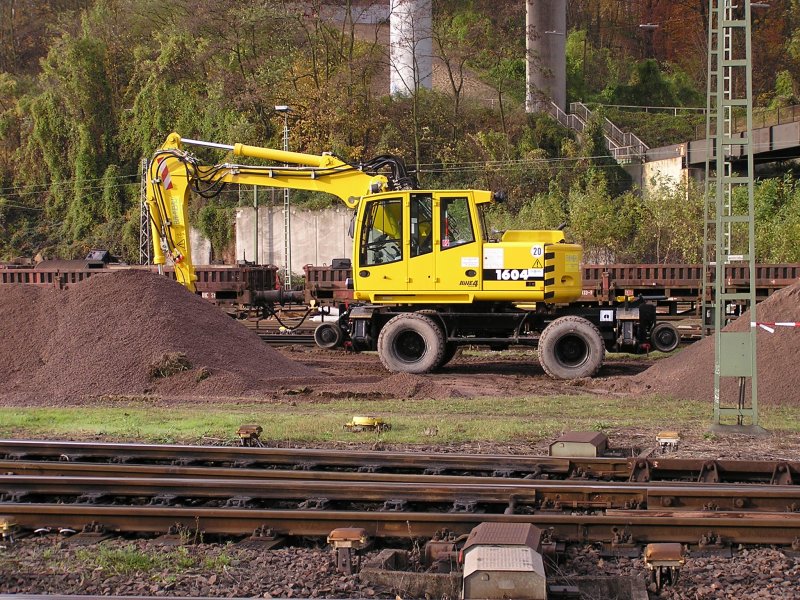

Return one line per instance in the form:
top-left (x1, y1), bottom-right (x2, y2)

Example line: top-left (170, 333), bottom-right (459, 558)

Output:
top-left (145, 132), bottom-right (407, 292)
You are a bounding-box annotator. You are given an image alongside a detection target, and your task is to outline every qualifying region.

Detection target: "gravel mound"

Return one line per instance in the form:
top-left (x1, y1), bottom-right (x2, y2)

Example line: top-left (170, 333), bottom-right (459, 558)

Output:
top-left (635, 280), bottom-right (800, 404)
top-left (0, 270), bottom-right (318, 401)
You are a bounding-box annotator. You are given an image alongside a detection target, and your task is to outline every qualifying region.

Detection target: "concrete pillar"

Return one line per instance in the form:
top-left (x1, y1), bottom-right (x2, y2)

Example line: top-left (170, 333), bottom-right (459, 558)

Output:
top-left (526, 0), bottom-right (567, 112)
top-left (390, 0), bottom-right (433, 95)
top-left (189, 228), bottom-right (212, 265)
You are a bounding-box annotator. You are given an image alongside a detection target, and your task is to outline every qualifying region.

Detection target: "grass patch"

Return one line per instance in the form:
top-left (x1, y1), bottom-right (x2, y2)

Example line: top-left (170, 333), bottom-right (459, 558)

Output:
top-left (74, 545), bottom-right (166, 575)
top-left (69, 544), bottom-right (231, 576)
top-left (1, 394), bottom-right (797, 445)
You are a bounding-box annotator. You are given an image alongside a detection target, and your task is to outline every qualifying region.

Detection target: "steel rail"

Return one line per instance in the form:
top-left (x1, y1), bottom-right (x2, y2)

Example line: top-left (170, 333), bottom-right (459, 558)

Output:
top-left (0, 439), bottom-right (614, 477)
top-left (2, 503), bottom-right (800, 545)
top-left (0, 460), bottom-right (534, 481)
top-left (1, 439), bottom-right (797, 484)
top-left (5, 458), bottom-right (793, 488)
top-left (0, 475), bottom-right (539, 507)
top-left (2, 472), bottom-right (799, 513)
top-left (256, 333), bottom-right (316, 345)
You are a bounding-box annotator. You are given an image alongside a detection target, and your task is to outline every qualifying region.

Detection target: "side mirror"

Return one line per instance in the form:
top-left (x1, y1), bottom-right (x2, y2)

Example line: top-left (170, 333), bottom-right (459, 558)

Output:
top-left (348, 213), bottom-right (355, 239)
top-left (492, 191), bottom-right (507, 203)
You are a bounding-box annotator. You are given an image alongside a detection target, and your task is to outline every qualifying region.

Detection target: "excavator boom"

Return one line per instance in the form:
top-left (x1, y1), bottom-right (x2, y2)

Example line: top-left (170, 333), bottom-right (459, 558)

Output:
top-left (145, 132), bottom-right (394, 291)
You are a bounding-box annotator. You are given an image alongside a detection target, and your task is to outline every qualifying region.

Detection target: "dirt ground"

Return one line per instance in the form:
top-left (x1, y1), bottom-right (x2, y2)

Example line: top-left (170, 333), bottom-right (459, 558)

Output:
top-left (282, 344), bottom-right (650, 400)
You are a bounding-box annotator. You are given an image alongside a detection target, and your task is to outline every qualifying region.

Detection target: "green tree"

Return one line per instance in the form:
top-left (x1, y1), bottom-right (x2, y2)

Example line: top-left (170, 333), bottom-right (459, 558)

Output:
top-left (196, 200), bottom-right (234, 261)
top-left (567, 171), bottom-right (641, 262)
top-left (639, 175), bottom-right (704, 263)
top-left (432, 5), bottom-right (490, 141)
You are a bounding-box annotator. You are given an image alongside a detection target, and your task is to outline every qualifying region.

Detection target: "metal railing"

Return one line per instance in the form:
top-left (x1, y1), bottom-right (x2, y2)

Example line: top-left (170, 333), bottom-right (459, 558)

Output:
top-left (570, 102), bottom-right (650, 163)
top-left (694, 104), bottom-right (800, 140)
top-left (586, 103), bottom-right (708, 116)
top-left (537, 100), bottom-right (583, 131)
top-left (537, 101), bottom-right (649, 163)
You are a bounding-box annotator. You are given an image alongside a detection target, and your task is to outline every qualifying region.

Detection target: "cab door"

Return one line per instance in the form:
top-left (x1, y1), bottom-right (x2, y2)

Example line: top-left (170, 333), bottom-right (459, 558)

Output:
top-left (406, 193), bottom-right (436, 292)
top-left (433, 193), bottom-right (482, 292)
top-left (354, 196), bottom-right (407, 292)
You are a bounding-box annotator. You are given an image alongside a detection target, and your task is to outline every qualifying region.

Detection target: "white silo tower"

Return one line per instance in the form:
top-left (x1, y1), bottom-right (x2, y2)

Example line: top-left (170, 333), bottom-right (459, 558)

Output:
top-left (389, 0), bottom-right (433, 95)
top-left (526, 0), bottom-right (567, 112)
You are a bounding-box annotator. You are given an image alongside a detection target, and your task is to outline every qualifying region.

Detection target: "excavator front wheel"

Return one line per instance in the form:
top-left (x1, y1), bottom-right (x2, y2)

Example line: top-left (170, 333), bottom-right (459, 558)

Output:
top-left (378, 313), bottom-right (445, 374)
top-left (538, 316), bottom-right (604, 379)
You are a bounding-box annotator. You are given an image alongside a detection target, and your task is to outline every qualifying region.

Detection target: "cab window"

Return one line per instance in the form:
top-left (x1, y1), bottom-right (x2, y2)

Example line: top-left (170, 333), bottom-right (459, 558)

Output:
top-left (359, 198), bottom-right (403, 266)
top-left (411, 193), bottom-right (433, 257)
top-left (440, 196), bottom-right (475, 249)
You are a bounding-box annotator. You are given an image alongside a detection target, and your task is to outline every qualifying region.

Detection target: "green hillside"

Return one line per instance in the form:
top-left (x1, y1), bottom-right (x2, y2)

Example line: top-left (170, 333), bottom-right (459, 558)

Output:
top-left (1, 0), bottom-right (799, 263)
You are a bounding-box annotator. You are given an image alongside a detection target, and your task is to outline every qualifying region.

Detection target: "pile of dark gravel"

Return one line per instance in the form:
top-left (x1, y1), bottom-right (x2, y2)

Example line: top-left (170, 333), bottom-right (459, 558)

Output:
top-left (635, 280), bottom-right (800, 404)
top-left (0, 270), bottom-right (319, 401)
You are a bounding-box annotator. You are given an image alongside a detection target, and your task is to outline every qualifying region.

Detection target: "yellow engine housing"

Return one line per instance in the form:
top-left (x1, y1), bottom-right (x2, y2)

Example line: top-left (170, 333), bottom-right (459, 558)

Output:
top-left (479, 231), bottom-right (583, 304)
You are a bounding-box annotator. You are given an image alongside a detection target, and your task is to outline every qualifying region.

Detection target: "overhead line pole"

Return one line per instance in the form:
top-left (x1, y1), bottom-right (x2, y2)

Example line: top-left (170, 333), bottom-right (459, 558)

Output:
top-left (704, 0), bottom-right (764, 434)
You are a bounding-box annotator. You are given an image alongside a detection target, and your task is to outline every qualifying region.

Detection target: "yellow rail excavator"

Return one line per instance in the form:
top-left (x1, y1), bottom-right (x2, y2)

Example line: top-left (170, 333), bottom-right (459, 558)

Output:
top-left (146, 132), bottom-right (676, 379)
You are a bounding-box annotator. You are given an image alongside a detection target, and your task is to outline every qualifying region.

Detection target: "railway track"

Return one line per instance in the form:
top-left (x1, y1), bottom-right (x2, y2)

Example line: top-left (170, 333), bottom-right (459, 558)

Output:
top-left (1, 439), bottom-right (797, 484)
top-left (4, 503), bottom-right (799, 546)
top-left (1, 440), bottom-right (799, 548)
top-left (2, 470), bottom-right (800, 513)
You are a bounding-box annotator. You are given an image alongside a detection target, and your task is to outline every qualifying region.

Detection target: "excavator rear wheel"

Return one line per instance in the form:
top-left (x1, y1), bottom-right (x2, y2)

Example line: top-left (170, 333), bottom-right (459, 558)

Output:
top-left (538, 316), bottom-right (604, 379)
top-left (378, 313), bottom-right (445, 374)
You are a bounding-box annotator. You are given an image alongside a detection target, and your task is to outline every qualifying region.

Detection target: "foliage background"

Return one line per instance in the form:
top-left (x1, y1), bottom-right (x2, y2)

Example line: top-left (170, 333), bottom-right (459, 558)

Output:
top-left (1, 0), bottom-right (799, 263)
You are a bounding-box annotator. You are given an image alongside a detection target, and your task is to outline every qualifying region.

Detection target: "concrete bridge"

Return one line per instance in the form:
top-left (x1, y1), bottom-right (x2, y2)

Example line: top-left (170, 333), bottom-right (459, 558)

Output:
top-left (645, 105), bottom-right (800, 183)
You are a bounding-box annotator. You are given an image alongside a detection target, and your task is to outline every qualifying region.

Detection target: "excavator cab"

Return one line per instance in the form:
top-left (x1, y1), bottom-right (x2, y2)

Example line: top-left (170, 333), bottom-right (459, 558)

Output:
top-left (351, 191), bottom-right (487, 302)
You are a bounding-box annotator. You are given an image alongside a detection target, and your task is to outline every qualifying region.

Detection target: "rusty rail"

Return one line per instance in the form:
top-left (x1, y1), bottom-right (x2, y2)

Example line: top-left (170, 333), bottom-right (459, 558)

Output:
top-left (2, 472), bottom-right (799, 513)
top-left (3, 503), bottom-right (800, 546)
top-left (1, 440), bottom-right (797, 484)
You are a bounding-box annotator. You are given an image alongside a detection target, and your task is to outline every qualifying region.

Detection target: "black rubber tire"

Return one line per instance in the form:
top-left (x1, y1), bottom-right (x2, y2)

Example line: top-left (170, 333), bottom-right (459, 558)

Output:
top-left (378, 313), bottom-right (445, 374)
top-left (650, 322), bottom-right (680, 353)
top-left (538, 316), bottom-right (605, 379)
top-left (314, 322), bottom-right (344, 349)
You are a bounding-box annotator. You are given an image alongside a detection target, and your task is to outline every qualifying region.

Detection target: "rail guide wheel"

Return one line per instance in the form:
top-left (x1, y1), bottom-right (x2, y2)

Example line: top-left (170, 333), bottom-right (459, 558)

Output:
top-left (650, 322), bottom-right (680, 353)
top-left (314, 322), bottom-right (344, 349)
